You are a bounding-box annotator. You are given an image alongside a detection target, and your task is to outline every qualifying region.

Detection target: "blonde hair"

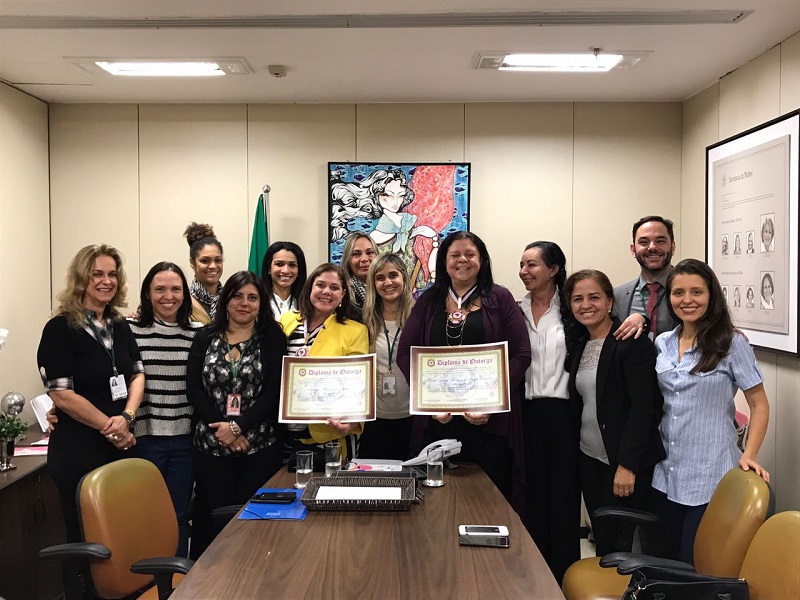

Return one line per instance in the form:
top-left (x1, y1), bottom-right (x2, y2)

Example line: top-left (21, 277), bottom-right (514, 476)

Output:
top-left (341, 232), bottom-right (377, 281)
top-left (55, 244), bottom-right (129, 328)
top-left (362, 253), bottom-right (414, 348)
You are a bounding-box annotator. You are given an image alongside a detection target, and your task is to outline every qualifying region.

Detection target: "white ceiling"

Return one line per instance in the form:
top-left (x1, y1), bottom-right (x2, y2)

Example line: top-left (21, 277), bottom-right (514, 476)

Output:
top-left (0, 0), bottom-right (798, 104)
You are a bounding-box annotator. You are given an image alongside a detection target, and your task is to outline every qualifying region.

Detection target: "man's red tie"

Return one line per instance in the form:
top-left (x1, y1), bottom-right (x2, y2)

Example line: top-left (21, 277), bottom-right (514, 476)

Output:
top-left (645, 282), bottom-right (661, 337)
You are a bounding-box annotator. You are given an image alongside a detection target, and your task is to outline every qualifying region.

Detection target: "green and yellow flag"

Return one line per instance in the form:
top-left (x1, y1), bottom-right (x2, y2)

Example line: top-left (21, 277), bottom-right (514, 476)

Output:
top-left (248, 193), bottom-right (269, 276)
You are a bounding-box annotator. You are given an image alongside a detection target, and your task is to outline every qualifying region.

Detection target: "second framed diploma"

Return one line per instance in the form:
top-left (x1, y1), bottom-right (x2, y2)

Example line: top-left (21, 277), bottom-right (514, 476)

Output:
top-left (408, 342), bottom-right (510, 415)
top-left (279, 355), bottom-right (376, 423)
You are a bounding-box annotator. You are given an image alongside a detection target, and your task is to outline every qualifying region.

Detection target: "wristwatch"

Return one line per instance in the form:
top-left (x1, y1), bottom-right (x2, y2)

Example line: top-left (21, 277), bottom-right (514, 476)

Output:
top-left (229, 420), bottom-right (242, 436)
top-left (122, 409), bottom-right (136, 428)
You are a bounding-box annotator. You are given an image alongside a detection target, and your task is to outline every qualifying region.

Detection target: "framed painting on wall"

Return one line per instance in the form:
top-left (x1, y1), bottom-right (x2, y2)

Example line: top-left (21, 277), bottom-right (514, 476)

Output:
top-left (706, 109), bottom-right (799, 356)
top-left (328, 162), bottom-right (471, 297)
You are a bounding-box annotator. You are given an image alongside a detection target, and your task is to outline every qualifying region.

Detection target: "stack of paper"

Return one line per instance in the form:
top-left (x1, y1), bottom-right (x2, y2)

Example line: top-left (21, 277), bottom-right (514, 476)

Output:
top-left (31, 394), bottom-right (54, 433)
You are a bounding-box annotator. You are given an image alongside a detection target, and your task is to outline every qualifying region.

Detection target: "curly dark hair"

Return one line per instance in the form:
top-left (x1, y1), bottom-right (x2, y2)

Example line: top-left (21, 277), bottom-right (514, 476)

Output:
top-left (184, 222), bottom-right (223, 261)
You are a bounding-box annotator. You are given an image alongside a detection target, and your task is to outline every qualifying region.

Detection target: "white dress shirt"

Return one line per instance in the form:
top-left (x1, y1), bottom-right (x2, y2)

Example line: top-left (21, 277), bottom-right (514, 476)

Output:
top-left (519, 290), bottom-right (569, 400)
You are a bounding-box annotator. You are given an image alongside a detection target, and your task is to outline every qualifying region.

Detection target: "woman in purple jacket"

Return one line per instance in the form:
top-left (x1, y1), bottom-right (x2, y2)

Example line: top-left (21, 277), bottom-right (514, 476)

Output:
top-left (397, 231), bottom-right (531, 512)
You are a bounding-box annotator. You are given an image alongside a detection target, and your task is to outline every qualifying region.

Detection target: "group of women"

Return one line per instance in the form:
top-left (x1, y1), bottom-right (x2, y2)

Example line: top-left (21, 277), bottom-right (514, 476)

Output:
top-left (38, 222), bottom-right (770, 595)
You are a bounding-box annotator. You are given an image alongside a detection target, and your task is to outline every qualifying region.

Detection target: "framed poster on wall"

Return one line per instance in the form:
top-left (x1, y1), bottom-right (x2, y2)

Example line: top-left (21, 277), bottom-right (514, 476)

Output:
top-left (706, 110), bottom-right (799, 356)
top-left (328, 162), bottom-right (471, 297)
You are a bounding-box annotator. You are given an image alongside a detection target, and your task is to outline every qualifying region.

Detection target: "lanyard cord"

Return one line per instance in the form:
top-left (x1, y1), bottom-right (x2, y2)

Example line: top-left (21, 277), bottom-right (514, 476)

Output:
top-left (86, 317), bottom-right (118, 376)
top-left (448, 285), bottom-right (478, 310)
top-left (302, 319), bottom-right (325, 348)
top-left (272, 294), bottom-right (294, 316)
top-left (382, 321), bottom-right (401, 373)
top-left (224, 335), bottom-right (251, 383)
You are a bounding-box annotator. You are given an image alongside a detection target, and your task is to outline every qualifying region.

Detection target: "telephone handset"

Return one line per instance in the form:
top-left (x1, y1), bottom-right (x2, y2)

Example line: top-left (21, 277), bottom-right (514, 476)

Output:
top-left (401, 439), bottom-right (462, 467)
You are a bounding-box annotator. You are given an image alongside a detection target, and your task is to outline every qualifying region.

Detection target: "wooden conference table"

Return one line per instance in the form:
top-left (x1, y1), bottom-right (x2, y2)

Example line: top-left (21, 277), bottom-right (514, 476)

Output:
top-left (171, 464), bottom-right (565, 599)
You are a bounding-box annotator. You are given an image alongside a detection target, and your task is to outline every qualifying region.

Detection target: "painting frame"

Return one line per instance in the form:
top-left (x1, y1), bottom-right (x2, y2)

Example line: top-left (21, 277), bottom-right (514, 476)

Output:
top-left (328, 162), bottom-right (471, 297)
top-left (706, 110), bottom-right (799, 356)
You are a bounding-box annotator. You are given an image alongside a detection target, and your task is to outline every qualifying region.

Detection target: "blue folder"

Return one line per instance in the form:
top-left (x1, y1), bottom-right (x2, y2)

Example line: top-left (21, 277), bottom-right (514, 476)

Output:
top-left (237, 487), bottom-right (309, 521)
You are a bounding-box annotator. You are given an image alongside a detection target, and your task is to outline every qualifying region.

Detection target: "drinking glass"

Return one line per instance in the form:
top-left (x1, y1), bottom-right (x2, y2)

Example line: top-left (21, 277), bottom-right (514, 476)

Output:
top-left (325, 441), bottom-right (342, 477)
top-left (294, 450), bottom-right (314, 489)
top-left (423, 447), bottom-right (445, 487)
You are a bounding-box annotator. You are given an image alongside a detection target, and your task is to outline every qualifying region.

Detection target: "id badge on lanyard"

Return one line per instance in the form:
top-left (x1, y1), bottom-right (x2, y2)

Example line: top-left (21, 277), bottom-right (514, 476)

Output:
top-left (226, 393), bottom-right (242, 417)
top-left (110, 374), bottom-right (127, 401)
top-left (88, 317), bottom-right (128, 401)
top-left (226, 339), bottom-right (243, 417)
top-left (381, 374), bottom-right (397, 396)
top-left (381, 325), bottom-right (400, 397)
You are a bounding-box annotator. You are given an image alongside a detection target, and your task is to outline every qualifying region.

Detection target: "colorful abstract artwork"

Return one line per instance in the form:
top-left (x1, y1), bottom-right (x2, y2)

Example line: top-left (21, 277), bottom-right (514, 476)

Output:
top-left (328, 162), bottom-right (471, 296)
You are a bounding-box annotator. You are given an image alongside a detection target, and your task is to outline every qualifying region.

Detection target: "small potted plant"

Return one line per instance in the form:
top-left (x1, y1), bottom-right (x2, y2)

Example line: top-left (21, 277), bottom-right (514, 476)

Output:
top-left (0, 391), bottom-right (28, 471)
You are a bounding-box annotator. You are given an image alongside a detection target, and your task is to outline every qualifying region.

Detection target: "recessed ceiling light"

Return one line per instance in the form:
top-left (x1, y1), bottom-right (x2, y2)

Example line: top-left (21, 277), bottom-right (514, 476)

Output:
top-left (66, 57), bottom-right (253, 77)
top-left (472, 51), bottom-right (647, 73)
top-left (95, 61), bottom-right (225, 77)
top-left (501, 53), bottom-right (623, 72)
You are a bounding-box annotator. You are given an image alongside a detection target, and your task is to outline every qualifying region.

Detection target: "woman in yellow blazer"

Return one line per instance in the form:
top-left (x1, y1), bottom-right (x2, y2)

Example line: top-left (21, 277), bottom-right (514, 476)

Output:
top-left (279, 263), bottom-right (369, 459)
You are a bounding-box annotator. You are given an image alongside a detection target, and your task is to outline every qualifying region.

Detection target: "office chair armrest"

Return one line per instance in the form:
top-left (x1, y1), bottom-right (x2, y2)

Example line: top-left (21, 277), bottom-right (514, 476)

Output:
top-left (130, 556), bottom-right (194, 576)
top-left (616, 555), bottom-right (695, 575)
top-left (592, 506), bottom-right (660, 525)
top-left (592, 506), bottom-right (663, 557)
top-left (621, 564), bottom-right (710, 582)
top-left (37, 542), bottom-right (112, 561)
top-left (131, 557), bottom-right (194, 600)
top-left (598, 551), bottom-right (636, 567)
top-left (210, 504), bottom-right (243, 521)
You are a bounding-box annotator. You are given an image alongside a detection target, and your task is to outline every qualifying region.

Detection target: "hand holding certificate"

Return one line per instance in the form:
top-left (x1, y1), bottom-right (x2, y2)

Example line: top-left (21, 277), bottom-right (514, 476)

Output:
top-left (409, 342), bottom-right (510, 415)
top-left (279, 355), bottom-right (376, 423)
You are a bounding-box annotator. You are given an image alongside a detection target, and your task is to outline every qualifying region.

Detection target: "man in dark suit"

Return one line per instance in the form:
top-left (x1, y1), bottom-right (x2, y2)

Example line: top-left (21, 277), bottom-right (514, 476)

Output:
top-left (613, 216), bottom-right (679, 340)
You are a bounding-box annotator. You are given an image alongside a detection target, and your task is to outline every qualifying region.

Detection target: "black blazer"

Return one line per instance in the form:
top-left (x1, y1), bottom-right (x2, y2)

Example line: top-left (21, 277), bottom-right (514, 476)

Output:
top-left (567, 319), bottom-right (665, 475)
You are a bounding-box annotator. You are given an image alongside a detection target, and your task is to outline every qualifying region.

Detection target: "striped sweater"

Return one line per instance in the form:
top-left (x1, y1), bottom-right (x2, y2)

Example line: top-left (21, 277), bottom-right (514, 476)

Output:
top-left (128, 319), bottom-right (200, 437)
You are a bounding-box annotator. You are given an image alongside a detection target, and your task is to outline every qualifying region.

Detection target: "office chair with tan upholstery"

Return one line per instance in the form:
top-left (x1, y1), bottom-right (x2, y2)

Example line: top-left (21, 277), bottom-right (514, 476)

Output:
top-left (38, 458), bottom-right (193, 600)
top-left (612, 511), bottom-right (800, 599)
top-left (738, 511), bottom-right (800, 599)
top-left (561, 467), bottom-right (773, 600)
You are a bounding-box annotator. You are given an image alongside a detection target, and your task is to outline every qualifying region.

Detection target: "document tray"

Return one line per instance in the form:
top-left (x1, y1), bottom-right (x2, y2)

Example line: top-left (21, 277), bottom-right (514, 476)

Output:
top-left (300, 476), bottom-right (417, 511)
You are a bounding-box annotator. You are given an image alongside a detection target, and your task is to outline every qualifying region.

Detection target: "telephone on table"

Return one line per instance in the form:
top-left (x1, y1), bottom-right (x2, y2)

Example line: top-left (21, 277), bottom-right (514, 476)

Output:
top-left (401, 439), bottom-right (462, 467)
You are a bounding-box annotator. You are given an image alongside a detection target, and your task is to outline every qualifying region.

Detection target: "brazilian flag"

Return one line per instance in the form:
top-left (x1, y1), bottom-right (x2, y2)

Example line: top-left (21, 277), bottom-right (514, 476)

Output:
top-left (248, 193), bottom-right (269, 276)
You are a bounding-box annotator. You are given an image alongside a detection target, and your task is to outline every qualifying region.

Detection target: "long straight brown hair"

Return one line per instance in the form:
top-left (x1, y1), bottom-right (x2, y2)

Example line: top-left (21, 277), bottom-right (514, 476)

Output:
top-left (362, 253), bottom-right (414, 348)
top-left (666, 259), bottom-right (733, 373)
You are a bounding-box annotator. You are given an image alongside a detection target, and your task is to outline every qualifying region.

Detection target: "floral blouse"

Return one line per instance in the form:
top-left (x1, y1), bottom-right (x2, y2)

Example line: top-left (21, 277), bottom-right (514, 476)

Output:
top-left (193, 332), bottom-right (276, 456)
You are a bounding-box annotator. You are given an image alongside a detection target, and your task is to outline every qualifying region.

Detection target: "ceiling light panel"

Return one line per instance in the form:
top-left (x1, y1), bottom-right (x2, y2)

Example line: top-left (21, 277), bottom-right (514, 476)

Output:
top-left (67, 57), bottom-right (253, 77)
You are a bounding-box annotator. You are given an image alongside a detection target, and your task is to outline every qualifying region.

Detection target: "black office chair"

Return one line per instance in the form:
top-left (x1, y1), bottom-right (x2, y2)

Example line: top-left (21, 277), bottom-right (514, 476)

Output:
top-left (38, 458), bottom-right (193, 599)
top-left (210, 504), bottom-right (243, 537)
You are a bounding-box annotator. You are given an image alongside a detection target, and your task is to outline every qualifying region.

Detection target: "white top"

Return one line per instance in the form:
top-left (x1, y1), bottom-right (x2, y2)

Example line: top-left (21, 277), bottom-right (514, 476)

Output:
top-left (519, 290), bottom-right (569, 400)
top-left (375, 320), bottom-right (410, 419)
top-left (271, 293), bottom-right (297, 320)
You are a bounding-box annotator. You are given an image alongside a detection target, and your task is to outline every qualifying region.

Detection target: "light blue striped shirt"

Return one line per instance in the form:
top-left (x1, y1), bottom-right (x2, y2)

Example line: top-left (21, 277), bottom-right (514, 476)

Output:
top-left (652, 328), bottom-right (763, 506)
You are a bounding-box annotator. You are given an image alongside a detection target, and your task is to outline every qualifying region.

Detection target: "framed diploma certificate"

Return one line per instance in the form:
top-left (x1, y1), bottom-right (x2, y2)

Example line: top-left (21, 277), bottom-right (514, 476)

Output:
top-left (408, 342), bottom-right (510, 415)
top-left (279, 355), bottom-right (376, 423)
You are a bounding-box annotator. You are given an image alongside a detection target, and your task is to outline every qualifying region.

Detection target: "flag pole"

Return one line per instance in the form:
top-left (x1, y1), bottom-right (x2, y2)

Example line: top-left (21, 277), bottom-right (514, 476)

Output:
top-left (262, 184), bottom-right (271, 243)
